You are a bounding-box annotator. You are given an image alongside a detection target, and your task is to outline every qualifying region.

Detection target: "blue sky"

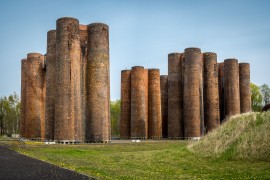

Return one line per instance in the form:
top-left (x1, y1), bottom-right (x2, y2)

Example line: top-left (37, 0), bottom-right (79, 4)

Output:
top-left (0, 0), bottom-right (270, 100)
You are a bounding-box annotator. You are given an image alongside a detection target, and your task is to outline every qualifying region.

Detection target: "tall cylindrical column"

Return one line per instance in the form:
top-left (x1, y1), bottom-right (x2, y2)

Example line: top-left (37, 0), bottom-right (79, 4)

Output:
top-left (184, 48), bottom-right (202, 138)
top-left (203, 52), bottom-right (220, 133)
top-left (160, 75), bottom-right (168, 138)
top-left (168, 53), bottom-right (184, 139)
top-left (130, 66), bottom-right (148, 139)
top-left (86, 23), bottom-right (110, 142)
top-left (239, 63), bottom-right (251, 113)
top-left (218, 62), bottom-right (225, 121)
top-left (224, 59), bottom-right (240, 117)
top-left (20, 58), bottom-right (27, 138)
top-left (55, 17), bottom-right (82, 142)
top-left (79, 24), bottom-right (88, 141)
top-left (120, 70), bottom-right (131, 139)
top-left (45, 30), bottom-right (56, 140)
top-left (148, 69), bottom-right (162, 138)
top-left (25, 53), bottom-right (46, 139)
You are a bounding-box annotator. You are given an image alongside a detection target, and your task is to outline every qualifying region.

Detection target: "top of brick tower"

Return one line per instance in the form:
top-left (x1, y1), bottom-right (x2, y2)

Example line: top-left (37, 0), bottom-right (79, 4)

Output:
top-left (27, 53), bottom-right (43, 59)
top-left (56, 17), bottom-right (79, 23)
top-left (185, 47), bottom-right (201, 53)
top-left (88, 23), bottom-right (109, 28)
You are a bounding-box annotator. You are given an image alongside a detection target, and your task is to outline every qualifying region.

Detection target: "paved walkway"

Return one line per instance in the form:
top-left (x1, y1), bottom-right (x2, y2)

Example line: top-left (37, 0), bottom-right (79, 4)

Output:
top-left (0, 145), bottom-right (90, 180)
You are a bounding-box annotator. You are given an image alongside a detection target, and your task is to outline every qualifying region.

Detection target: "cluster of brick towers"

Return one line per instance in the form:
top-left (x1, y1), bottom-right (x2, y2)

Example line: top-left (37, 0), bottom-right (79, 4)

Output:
top-left (20, 17), bottom-right (110, 143)
top-left (120, 48), bottom-right (251, 139)
top-left (20, 18), bottom-right (251, 142)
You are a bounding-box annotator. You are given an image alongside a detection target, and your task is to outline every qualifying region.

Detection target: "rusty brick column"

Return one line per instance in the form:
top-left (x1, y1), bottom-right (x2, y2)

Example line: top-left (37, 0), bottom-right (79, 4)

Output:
top-left (120, 70), bottom-right (131, 139)
top-left (55, 17), bottom-right (82, 142)
top-left (24, 53), bottom-right (46, 139)
top-left (203, 53), bottom-right (220, 133)
top-left (168, 53), bottom-right (184, 139)
top-left (199, 54), bottom-right (204, 136)
top-left (218, 62), bottom-right (225, 121)
top-left (86, 23), bottom-right (110, 142)
top-left (184, 48), bottom-right (202, 139)
top-left (160, 75), bottom-right (168, 138)
top-left (130, 66), bottom-right (148, 139)
top-left (239, 63), bottom-right (251, 113)
top-left (79, 24), bottom-right (87, 141)
top-left (224, 59), bottom-right (240, 117)
top-left (148, 69), bottom-right (162, 139)
top-left (20, 58), bottom-right (27, 138)
top-left (45, 30), bottom-right (56, 140)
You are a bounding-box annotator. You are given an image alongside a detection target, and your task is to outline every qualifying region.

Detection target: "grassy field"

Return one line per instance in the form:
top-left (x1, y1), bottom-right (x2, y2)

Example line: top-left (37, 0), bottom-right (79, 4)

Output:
top-left (1, 112), bottom-right (269, 179)
top-left (7, 140), bottom-right (268, 179)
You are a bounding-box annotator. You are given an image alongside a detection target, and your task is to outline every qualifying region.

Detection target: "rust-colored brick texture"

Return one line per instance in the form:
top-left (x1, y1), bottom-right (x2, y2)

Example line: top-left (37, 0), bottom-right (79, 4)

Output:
top-left (21, 17), bottom-right (111, 143)
top-left (79, 24), bottom-right (88, 141)
top-left (86, 23), bottom-right (110, 142)
top-left (24, 53), bottom-right (46, 139)
top-left (118, 48), bottom-right (251, 139)
top-left (54, 17), bottom-right (82, 142)
top-left (218, 62), bottom-right (225, 121)
top-left (239, 63), bottom-right (251, 113)
top-left (160, 75), bottom-right (168, 138)
top-left (224, 59), bottom-right (240, 118)
top-left (184, 48), bottom-right (202, 138)
top-left (45, 30), bottom-right (56, 140)
top-left (168, 53), bottom-right (184, 139)
top-left (21, 16), bottom-right (252, 141)
top-left (120, 70), bottom-right (131, 139)
top-left (130, 66), bottom-right (148, 138)
top-left (203, 53), bottom-right (220, 132)
top-left (148, 69), bottom-right (162, 138)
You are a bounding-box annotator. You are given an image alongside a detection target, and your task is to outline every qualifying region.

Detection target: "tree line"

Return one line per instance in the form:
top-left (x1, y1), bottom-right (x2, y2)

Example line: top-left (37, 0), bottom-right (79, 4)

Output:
top-left (0, 92), bottom-right (21, 136)
top-left (251, 83), bottom-right (270, 112)
top-left (0, 83), bottom-right (269, 137)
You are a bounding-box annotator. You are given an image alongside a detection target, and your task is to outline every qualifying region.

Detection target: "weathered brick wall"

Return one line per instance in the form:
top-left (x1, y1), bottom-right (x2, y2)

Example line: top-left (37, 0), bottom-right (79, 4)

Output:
top-left (20, 58), bottom-right (27, 138)
top-left (199, 54), bottom-right (204, 136)
top-left (45, 30), bottom-right (56, 140)
top-left (79, 24), bottom-right (88, 141)
top-left (184, 48), bottom-right (202, 138)
top-left (203, 53), bottom-right (220, 133)
top-left (130, 66), bottom-right (148, 138)
top-left (224, 59), bottom-right (240, 117)
top-left (148, 69), bottom-right (162, 138)
top-left (218, 62), bottom-right (225, 121)
top-left (239, 63), bottom-right (251, 113)
top-left (24, 53), bottom-right (45, 139)
top-left (42, 57), bottom-right (46, 139)
top-left (55, 17), bottom-right (82, 142)
top-left (168, 53), bottom-right (184, 138)
top-left (160, 75), bottom-right (168, 138)
top-left (86, 23), bottom-right (110, 142)
top-left (120, 70), bottom-right (131, 139)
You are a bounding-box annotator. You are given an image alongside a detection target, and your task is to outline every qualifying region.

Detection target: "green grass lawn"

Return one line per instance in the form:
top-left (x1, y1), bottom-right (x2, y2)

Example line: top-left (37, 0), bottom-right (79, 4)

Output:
top-left (13, 141), bottom-right (270, 179)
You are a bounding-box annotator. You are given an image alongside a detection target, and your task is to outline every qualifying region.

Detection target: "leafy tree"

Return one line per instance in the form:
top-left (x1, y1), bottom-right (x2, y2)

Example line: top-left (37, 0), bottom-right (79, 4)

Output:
top-left (251, 83), bottom-right (263, 112)
top-left (110, 100), bottom-right (120, 136)
top-left (0, 97), bottom-right (7, 136)
top-left (0, 92), bottom-right (21, 136)
top-left (260, 84), bottom-right (270, 106)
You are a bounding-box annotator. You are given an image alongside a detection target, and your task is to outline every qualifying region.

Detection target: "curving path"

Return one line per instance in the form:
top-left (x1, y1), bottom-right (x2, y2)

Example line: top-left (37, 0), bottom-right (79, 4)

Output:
top-left (0, 145), bottom-right (91, 180)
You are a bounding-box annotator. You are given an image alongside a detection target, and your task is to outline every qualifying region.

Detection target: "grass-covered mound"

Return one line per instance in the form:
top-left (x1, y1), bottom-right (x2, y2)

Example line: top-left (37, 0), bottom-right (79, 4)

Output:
top-left (190, 112), bottom-right (270, 161)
